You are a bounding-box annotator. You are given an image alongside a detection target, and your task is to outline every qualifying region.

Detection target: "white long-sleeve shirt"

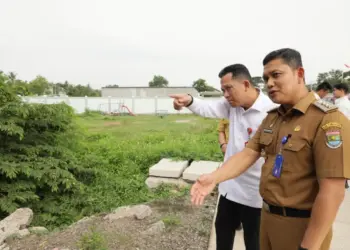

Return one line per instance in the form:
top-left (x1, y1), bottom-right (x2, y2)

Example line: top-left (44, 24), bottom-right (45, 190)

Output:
top-left (187, 91), bottom-right (278, 208)
top-left (335, 96), bottom-right (350, 119)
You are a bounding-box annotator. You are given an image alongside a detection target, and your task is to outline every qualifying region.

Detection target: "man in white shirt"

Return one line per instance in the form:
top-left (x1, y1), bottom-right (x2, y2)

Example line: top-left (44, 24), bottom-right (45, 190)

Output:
top-left (315, 81), bottom-right (333, 99)
top-left (333, 83), bottom-right (350, 189)
top-left (333, 83), bottom-right (350, 118)
top-left (170, 64), bottom-right (278, 250)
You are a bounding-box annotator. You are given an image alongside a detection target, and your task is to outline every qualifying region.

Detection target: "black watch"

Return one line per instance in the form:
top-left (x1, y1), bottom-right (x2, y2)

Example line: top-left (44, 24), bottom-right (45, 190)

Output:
top-left (186, 94), bottom-right (194, 107)
top-left (299, 245), bottom-right (308, 250)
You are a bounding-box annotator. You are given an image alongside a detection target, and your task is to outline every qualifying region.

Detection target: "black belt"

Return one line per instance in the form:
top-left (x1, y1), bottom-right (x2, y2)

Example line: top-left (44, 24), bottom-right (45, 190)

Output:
top-left (263, 200), bottom-right (311, 218)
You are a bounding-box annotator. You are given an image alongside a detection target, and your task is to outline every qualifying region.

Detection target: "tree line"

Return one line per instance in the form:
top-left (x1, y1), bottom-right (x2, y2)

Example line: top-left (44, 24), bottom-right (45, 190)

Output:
top-left (2, 68), bottom-right (349, 97)
top-left (145, 69), bottom-right (350, 93)
top-left (0, 71), bottom-right (101, 97)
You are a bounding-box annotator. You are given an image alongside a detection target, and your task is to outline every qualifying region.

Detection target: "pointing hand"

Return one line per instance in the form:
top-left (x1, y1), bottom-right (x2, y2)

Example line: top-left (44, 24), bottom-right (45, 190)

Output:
top-left (168, 94), bottom-right (192, 110)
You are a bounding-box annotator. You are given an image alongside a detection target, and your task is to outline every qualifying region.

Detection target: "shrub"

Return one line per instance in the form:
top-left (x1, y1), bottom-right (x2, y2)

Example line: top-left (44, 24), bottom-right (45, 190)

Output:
top-left (0, 80), bottom-right (95, 227)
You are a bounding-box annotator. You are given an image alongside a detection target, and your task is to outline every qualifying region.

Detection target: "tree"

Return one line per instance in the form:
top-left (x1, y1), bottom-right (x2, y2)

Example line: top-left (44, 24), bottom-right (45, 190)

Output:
top-left (7, 72), bottom-right (17, 85)
top-left (251, 76), bottom-right (264, 86)
top-left (28, 75), bottom-right (50, 95)
top-left (316, 69), bottom-right (349, 85)
top-left (104, 84), bottom-right (119, 88)
top-left (192, 78), bottom-right (218, 92)
top-left (149, 75), bottom-right (168, 87)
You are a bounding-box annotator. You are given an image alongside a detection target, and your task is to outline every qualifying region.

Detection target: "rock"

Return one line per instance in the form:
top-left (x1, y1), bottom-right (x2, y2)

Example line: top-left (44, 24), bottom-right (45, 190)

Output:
top-left (0, 208), bottom-right (33, 244)
top-left (69, 216), bottom-right (96, 228)
top-left (145, 177), bottom-right (190, 189)
top-left (10, 228), bottom-right (30, 239)
top-left (142, 221), bottom-right (165, 235)
top-left (0, 243), bottom-right (8, 250)
top-left (134, 205), bottom-right (152, 220)
top-left (104, 205), bottom-right (152, 221)
top-left (29, 226), bottom-right (49, 234)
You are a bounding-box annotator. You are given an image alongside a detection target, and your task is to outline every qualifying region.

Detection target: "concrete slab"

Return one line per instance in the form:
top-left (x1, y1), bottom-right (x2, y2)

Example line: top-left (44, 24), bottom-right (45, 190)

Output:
top-left (182, 161), bottom-right (221, 181)
top-left (145, 177), bottom-right (190, 189)
top-left (149, 158), bottom-right (189, 178)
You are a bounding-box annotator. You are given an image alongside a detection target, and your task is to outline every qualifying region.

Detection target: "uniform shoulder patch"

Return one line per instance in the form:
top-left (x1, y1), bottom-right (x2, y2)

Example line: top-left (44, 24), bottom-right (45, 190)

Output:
top-left (312, 99), bottom-right (338, 113)
top-left (322, 122), bottom-right (342, 149)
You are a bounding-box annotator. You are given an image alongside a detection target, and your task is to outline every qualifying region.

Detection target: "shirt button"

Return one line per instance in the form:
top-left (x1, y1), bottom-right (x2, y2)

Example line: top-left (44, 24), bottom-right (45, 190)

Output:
top-left (288, 144), bottom-right (293, 147)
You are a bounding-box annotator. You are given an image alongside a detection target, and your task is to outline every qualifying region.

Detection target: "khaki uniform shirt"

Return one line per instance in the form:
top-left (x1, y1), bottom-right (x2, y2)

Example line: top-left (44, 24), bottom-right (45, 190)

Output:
top-left (246, 92), bottom-right (350, 210)
top-left (217, 119), bottom-right (229, 142)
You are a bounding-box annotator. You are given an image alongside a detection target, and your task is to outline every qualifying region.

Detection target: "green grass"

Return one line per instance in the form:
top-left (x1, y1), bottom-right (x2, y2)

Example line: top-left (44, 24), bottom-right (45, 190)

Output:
top-left (54, 112), bottom-right (223, 227)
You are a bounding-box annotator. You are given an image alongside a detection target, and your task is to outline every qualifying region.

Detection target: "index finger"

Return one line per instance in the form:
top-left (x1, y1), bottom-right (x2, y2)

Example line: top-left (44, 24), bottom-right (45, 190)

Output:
top-left (168, 94), bottom-right (183, 99)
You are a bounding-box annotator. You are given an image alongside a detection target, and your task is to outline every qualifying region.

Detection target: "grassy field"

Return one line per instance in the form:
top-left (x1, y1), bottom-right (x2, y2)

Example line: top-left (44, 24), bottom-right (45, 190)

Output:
top-left (43, 112), bottom-right (223, 229)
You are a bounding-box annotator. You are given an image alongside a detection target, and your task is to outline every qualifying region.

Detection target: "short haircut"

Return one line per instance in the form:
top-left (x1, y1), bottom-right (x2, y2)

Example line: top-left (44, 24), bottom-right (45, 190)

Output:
top-left (218, 64), bottom-right (252, 82)
top-left (263, 48), bottom-right (303, 69)
top-left (334, 83), bottom-right (349, 94)
top-left (316, 81), bottom-right (332, 92)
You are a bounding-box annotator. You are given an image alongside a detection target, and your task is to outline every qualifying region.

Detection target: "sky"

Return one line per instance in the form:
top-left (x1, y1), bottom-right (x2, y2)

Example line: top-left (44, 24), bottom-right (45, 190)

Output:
top-left (0, 0), bottom-right (349, 90)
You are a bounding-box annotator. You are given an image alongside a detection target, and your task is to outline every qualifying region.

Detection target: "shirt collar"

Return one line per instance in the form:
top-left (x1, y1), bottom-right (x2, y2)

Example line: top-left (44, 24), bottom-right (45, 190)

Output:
top-left (246, 89), bottom-right (268, 112)
top-left (274, 91), bottom-right (316, 115)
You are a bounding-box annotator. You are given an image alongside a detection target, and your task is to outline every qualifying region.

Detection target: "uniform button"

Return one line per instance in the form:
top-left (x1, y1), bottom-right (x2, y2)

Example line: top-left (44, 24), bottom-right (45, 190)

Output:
top-left (288, 143), bottom-right (293, 147)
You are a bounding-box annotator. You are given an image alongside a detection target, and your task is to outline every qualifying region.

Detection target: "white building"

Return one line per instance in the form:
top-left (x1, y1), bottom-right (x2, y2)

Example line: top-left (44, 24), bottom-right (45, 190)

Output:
top-left (101, 86), bottom-right (199, 98)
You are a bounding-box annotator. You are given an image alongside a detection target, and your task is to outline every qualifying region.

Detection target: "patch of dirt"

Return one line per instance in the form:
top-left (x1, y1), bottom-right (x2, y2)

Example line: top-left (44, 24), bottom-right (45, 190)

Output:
top-left (174, 120), bottom-right (192, 123)
top-left (104, 121), bottom-right (121, 126)
top-left (7, 193), bottom-right (218, 250)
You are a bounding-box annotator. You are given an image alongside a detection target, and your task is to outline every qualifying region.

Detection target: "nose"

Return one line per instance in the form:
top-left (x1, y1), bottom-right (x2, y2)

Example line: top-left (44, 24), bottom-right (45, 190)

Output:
top-left (266, 79), bottom-right (274, 89)
top-left (223, 90), bottom-right (230, 99)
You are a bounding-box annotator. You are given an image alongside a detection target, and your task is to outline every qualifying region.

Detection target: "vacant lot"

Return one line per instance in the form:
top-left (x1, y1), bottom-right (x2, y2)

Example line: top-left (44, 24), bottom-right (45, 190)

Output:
top-left (6, 112), bottom-right (223, 249)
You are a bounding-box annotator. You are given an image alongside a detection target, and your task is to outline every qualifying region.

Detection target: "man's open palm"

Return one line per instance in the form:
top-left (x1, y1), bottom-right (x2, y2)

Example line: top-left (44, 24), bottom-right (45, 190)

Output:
top-left (168, 94), bottom-right (192, 110)
top-left (190, 174), bottom-right (216, 206)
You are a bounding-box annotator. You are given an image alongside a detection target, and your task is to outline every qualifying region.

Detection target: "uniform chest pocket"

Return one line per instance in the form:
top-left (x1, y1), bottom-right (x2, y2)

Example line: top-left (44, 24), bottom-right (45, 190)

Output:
top-left (282, 139), bottom-right (309, 171)
top-left (259, 133), bottom-right (274, 153)
top-left (283, 140), bottom-right (307, 152)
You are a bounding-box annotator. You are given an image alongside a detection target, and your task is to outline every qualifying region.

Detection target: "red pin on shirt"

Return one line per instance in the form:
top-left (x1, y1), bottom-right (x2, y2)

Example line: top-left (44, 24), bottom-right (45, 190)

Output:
top-left (245, 128), bottom-right (253, 146)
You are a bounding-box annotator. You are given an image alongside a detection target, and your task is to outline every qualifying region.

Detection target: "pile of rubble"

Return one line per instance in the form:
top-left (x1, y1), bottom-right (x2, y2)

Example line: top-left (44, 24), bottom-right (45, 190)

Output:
top-left (0, 208), bottom-right (48, 250)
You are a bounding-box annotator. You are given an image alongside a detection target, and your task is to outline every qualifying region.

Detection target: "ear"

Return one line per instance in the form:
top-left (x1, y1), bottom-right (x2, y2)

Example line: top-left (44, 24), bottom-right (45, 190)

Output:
top-left (243, 80), bottom-right (250, 91)
top-left (297, 67), bottom-right (305, 80)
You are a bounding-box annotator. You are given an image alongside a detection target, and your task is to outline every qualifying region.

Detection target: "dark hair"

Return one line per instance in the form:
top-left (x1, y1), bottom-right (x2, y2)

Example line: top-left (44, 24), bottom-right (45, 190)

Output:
top-left (316, 81), bottom-right (332, 92)
top-left (334, 83), bottom-right (349, 94)
top-left (218, 64), bottom-right (252, 82)
top-left (263, 48), bottom-right (303, 69)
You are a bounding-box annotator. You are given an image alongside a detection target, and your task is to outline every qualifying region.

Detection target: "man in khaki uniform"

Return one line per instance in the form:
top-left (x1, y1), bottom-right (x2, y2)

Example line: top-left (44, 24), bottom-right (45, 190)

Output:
top-left (218, 119), bottom-right (229, 154)
top-left (190, 48), bottom-right (350, 250)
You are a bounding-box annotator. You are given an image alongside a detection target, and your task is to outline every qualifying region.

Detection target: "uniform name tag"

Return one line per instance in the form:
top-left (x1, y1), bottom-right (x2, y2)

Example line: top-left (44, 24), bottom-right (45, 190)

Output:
top-left (263, 129), bottom-right (273, 134)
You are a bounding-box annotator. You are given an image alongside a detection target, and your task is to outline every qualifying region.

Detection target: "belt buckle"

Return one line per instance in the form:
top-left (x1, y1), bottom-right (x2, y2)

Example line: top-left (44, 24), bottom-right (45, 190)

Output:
top-left (282, 207), bottom-right (286, 216)
top-left (263, 201), bottom-right (270, 212)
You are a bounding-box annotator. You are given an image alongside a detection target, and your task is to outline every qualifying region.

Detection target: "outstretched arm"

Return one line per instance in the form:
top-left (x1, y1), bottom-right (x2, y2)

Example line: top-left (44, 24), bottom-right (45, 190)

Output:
top-left (169, 94), bottom-right (230, 119)
top-left (213, 147), bottom-right (260, 183)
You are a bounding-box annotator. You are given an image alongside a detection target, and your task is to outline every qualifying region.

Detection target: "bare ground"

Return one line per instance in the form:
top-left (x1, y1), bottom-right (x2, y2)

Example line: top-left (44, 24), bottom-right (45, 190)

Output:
top-left (7, 192), bottom-right (218, 250)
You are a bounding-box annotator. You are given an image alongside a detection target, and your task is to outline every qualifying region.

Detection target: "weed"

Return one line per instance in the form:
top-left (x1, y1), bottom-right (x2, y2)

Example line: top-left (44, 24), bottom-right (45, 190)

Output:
top-left (77, 227), bottom-right (108, 250)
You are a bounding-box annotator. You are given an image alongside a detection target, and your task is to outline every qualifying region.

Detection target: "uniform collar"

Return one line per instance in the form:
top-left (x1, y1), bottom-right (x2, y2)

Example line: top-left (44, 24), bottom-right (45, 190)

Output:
top-left (271, 91), bottom-right (316, 115)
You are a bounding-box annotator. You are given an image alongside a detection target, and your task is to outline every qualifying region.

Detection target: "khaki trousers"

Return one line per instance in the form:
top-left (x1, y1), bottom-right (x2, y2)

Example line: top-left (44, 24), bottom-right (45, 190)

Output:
top-left (260, 209), bottom-right (332, 250)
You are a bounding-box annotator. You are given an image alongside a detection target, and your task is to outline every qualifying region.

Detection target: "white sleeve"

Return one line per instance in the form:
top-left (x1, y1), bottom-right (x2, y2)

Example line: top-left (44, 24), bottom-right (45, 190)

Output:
top-left (337, 103), bottom-right (350, 120)
top-left (187, 97), bottom-right (231, 119)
